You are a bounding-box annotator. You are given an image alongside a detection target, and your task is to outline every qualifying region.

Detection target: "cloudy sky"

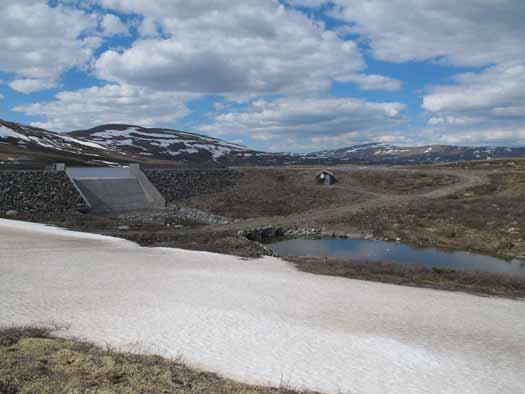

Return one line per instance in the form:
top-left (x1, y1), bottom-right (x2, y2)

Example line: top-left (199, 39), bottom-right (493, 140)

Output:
top-left (0, 0), bottom-right (524, 151)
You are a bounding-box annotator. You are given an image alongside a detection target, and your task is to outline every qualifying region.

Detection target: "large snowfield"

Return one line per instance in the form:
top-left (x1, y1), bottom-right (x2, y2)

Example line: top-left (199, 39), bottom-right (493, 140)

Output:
top-left (1, 219), bottom-right (524, 394)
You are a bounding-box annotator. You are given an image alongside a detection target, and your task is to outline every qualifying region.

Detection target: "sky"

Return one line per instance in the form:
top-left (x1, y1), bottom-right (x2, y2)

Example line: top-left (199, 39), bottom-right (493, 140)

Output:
top-left (0, 0), bottom-right (524, 152)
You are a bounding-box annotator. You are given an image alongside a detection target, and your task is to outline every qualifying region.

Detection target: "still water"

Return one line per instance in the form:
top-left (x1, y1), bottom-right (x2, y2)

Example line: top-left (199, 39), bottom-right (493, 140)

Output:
top-left (269, 238), bottom-right (525, 277)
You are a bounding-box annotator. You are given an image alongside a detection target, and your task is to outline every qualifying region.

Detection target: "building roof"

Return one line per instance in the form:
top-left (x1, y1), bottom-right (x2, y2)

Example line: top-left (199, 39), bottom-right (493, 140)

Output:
top-left (317, 170), bottom-right (335, 177)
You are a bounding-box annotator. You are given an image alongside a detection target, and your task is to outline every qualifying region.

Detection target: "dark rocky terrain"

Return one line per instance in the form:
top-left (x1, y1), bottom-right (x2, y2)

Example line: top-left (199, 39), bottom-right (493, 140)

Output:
top-left (144, 169), bottom-right (241, 203)
top-left (0, 171), bottom-right (88, 215)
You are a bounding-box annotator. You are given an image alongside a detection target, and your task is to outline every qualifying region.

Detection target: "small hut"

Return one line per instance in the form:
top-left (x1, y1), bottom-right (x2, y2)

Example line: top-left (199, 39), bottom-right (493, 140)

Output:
top-left (316, 170), bottom-right (336, 185)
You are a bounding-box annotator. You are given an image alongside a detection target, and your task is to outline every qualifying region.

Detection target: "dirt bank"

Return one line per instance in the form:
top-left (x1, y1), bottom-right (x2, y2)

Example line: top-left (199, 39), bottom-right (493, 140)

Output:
top-left (287, 256), bottom-right (525, 299)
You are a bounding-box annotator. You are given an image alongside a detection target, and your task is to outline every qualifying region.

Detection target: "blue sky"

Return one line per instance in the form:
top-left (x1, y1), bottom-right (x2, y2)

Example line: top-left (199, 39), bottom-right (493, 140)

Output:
top-left (1, 0), bottom-right (524, 152)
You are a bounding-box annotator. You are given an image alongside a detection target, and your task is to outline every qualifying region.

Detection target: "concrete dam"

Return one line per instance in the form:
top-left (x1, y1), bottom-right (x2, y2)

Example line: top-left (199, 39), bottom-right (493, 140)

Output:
top-left (66, 164), bottom-right (165, 213)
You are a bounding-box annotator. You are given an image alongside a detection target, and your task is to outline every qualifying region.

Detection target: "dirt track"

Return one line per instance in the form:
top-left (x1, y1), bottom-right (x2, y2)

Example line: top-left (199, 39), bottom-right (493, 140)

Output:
top-left (201, 167), bottom-right (489, 232)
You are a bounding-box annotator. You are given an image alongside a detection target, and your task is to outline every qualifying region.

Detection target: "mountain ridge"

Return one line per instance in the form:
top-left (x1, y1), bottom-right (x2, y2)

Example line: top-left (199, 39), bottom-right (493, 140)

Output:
top-left (2, 118), bottom-right (525, 166)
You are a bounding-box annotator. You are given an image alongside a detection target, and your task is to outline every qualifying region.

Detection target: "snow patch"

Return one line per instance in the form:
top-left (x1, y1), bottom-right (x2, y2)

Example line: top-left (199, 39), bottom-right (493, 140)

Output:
top-left (1, 219), bottom-right (524, 394)
top-left (0, 125), bottom-right (30, 142)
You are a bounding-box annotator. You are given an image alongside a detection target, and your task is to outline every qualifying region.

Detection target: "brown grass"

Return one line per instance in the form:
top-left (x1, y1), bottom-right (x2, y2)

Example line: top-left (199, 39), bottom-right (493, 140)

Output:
top-left (347, 170), bottom-right (457, 194)
top-left (180, 167), bottom-right (455, 219)
top-left (0, 326), bottom-right (317, 394)
top-left (289, 257), bottom-right (525, 299)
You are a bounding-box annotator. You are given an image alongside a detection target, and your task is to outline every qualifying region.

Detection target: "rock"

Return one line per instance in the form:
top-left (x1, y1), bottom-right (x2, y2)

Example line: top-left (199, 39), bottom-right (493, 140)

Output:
top-left (5, 210), bottom-right (18, 217)
top-left (0, 171), bottom-right (88, 214)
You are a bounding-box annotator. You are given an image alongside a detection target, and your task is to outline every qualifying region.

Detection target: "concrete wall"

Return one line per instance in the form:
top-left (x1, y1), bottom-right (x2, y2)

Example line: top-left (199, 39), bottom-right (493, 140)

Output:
top-left (73, 178), bottom-right (152, 213)
top-left (67, 164), bottom-right (165, 213)
top-left (129, 164), bottom-right (166, 209)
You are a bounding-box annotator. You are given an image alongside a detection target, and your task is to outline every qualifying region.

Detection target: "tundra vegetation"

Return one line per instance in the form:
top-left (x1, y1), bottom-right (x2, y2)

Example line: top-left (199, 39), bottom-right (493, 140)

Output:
top-left (0, 327), bottom-right (316, 394)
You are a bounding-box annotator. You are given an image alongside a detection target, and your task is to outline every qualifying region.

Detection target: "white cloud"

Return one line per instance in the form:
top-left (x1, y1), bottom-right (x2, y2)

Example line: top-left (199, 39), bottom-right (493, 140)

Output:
top-left (0, 93), bottom-right (4, 100)
top-left (423, 63), bottom-right (525, 116)
top-left (14, 84), bottom-right (196, 131)
top-left (427, 116), bottom-right (484, 127)
top-left (420, 62), bottom-right (525, 146)
top-left (200, 96), bottom-right (406, 150)
top-left (287, 0), bottom-right (326, 7)
top-left (344, 74), bottom-right (402, 92)
top-left (9, 78), bottom-right (58, 94)
top-left (421, 127), bottom-right (525, 147)
top-left (0, 1), bottom-right (100, 92)
top-left (101, 14), bottom-right (129, 36)
top-left (311, 0), bottom-right (525, 67)
top-left (93, 0), bottom-right (396, 95)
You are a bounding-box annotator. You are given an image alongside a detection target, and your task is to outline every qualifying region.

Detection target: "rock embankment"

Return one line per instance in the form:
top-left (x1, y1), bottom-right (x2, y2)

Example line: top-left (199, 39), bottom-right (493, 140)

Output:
top-left (0, 171), bottom-right (87, 215)
top-left (144, 169), bottom-right (241, 203)
top-left (238, 226), bottom-right (374, 242)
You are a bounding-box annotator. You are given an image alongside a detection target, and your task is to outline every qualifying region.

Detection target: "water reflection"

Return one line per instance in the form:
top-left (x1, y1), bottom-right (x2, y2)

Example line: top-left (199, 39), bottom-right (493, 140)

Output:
top-left (269, 239), bottom-right (525, 277)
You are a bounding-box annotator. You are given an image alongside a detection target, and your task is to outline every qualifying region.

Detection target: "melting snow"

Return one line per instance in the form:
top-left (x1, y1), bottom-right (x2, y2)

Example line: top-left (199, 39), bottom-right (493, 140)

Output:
top-left (0, 126), bottom-right (31, 142)
top-left (1, 219), bottom-right (524, 394)
top-left (58, 135), bottom-right (108, 150)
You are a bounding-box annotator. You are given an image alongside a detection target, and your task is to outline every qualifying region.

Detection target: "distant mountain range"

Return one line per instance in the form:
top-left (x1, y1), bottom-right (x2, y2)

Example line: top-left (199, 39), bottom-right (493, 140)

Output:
top-left (2, 118), bottom-right (525, 167)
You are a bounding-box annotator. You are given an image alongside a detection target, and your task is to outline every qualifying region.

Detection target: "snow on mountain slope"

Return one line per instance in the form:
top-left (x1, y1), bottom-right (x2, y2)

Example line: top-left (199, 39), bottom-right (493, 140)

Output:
top-left (0, 119), bottom-right (110, 156)
top-left (69, 124), bottom-right (259, 163)
top-left (310, 142), bottom-right (525, 164)
top-left (2, 118), bottom-right (525, 166)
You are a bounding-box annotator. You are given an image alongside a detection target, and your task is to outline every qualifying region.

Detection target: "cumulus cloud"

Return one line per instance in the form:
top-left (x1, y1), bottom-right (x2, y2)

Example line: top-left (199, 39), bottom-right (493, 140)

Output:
top-left (200, 96), bottom-right (406, 150)
top-left (423, 63), bottom-right (525, 116)
top-left (93, 0), bottom-right (397, 95)
top-left (303, 0), bottom-right (525, 67)
top-left (421, 127), bottom-right (525, 147)
top-left (420, 62), bottom-right (525, 146)
top-left (14, 84), bottom-right (196, 131)
top-left (344, 74), bottom-right (402, 92)
top-left (0, 1), bottom-right (99, 92)
top-left (9, 79), bottom-right (58, 94)
top-left (100, 14), bottom-right (129, 36)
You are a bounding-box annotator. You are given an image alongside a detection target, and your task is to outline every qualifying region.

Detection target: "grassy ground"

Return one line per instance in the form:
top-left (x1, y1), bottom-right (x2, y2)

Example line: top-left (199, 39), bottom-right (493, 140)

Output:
top-left (0, 327), bottom-right (316, 394)
top-left (288, 257), bottom-right (525, 299)
top-left (346, 170), bottom-right (457, 194)
top-left (179, 167), bottom-right (455, 219)
top-left (329, 171), bottom-right (525, 259)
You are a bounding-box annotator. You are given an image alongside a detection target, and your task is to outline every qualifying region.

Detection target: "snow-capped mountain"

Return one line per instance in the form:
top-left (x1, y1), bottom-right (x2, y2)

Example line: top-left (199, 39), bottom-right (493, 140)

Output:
top-left (0, 119), bottom-right (127, 166)
top-left (310, 142), bottom-right (525, 164)
top-left (68, 124), bottom-right (261, 163)
top-left (2, 118), bottom-right (525, 167)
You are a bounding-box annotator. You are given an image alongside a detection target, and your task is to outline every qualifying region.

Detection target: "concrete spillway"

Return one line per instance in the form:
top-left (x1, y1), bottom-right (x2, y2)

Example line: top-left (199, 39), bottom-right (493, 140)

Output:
top-left (66, 165), bottom-right (165, 213)
top-left (74, 178), bottom-right (150, 212)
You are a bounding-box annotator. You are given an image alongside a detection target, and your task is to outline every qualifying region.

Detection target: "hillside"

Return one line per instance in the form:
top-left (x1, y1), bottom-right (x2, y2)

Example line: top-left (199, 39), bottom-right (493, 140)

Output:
top-left (69, 124), bottom-right (263, 163)
top-left (310, 142), bottom-right (525, 164)
top-left (2, 119), bottom-right (525, 167)
top-left (0, 119), bottom-right (128, 167)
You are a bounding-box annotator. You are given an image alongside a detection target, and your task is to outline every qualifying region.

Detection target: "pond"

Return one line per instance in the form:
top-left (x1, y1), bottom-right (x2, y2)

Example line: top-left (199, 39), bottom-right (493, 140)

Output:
top-left (268, 238), bottom-right (525, 277)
